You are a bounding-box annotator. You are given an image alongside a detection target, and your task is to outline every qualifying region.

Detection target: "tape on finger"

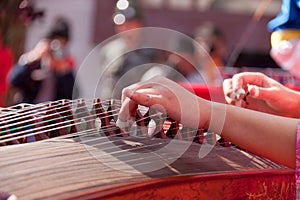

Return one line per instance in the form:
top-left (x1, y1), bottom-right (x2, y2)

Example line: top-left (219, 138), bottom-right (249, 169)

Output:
top-left (116, 118), bottom-right (134, 129)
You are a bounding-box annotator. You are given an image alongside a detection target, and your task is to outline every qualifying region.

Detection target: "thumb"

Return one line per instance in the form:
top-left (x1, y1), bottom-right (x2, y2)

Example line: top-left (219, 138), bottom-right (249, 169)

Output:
top-left (247, 85), bottom-right (274, 100)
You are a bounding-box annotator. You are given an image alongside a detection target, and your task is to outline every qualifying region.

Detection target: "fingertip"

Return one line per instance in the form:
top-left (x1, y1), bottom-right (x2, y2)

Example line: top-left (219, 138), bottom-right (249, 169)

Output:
top-left (118, 98), bottom-right (138, 122)
top-left (223, 79), bottom-right (235, 99)
top-left (248, 85), bottom-right (259, 98)
top-left (116, 118), bottom-right (134, 129)
top-left (222, 79), bottom-right (232, 91)
top-left (222, 78), bottom-right (232, 86)
top-left (231, 74), bottom-right (244, 90)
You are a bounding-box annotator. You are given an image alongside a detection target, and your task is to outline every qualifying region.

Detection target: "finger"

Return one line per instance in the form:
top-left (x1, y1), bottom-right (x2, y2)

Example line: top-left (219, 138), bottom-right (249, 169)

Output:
top-left (120, 87), bottom-right (161, 120)
top-left (121, 83), bottom-right (137, 102)
top-left (118, 97), bottom-right (138, 122)
top-left (222, 78), bottom-right (233, 95)
top-left (231, 72), bottom-right (266, 91)
top-left (223, 79), bottom-right (236, 104)
top-left (247, 84), bottom-right (275, 100)
top-left (223, 78), bottom-right (233, 94)
top-left (125, 88), bottom-right (162, 108)
top-left (128, 88), bottom-right (172, 116)
top-left (121, 81), bottom-right (155, 102)
top-left (117, 97), bottom-right (137, 129)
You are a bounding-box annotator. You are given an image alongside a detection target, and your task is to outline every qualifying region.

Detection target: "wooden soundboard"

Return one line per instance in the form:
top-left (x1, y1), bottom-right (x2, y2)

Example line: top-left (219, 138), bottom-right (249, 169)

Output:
top-left (0, 134), bottom-right (295, 200)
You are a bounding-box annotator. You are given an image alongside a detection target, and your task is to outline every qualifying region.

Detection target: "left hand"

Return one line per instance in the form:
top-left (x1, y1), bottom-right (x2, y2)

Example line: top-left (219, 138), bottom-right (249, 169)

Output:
top-left (223, 72), bottom-right (300, 118)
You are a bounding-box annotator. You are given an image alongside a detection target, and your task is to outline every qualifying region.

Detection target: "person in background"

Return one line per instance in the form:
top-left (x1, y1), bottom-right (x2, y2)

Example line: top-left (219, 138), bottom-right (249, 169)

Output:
top-left (194, 22), bottom-right (227, 85)
top-left (0, 32), bottom-right (13, 107)
top-left (8, 17), bottom-right (76, 104)
top-left (94, 0), bottom-right (164, 100)
top-left (141, 36), bottom-right (204, 83)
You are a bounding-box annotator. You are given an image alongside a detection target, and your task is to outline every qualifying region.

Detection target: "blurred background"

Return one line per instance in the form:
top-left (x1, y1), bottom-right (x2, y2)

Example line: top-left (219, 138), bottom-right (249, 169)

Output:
top-left (1, 0), bottom-right (293, 106)
top-left (20, 0), bottom-right (281, 67)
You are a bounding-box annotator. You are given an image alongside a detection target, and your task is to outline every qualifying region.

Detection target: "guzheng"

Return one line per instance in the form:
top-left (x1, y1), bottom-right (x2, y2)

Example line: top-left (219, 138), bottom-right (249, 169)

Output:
top-left (0, 99), bottom-right (295, 200)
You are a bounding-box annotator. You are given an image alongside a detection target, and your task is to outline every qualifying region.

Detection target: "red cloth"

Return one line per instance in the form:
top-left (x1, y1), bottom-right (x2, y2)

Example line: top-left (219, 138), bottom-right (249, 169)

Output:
top-left (0, 46), bottom-right (13, 107)
top-left (180, 83), bottom-right (226, 103)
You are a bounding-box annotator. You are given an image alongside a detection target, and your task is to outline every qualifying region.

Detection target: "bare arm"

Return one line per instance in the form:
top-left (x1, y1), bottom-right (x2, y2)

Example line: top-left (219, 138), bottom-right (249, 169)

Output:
top-left (119, 76), bottom-right (298, 168)
top-left (208, 101), bottom-right (297, 169)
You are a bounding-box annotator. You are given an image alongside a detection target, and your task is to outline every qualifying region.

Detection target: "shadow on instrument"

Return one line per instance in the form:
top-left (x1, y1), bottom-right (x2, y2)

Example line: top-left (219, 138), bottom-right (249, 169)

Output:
top-left (0, 98), bottom-right (295, 200)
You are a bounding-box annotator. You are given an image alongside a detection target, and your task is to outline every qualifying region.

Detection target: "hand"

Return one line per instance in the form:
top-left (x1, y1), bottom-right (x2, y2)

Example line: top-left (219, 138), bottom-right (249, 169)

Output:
top-left (33, 39), bottom-right (50, 57)
top-left (223, 72), bottom-right (300, 118)
top-left (118, 76), bottom-right (211, 129)
top-left (19, 39), bottom-right (50, 65)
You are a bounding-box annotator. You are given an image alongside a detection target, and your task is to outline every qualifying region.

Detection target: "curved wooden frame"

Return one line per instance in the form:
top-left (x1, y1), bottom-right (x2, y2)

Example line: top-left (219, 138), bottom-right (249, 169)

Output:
top-left (68, 170), bottom-right (295, 200)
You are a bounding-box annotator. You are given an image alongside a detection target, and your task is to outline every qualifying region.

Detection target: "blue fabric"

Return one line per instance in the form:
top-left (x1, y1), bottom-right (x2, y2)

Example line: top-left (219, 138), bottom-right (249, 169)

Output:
top-left (8, 61), bottom-right (76, 104)
top-left (268, 0), bottom-right (300, 32)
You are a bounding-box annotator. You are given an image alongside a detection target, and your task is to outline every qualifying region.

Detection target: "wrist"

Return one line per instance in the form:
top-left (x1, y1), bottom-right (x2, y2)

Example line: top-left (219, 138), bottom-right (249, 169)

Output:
top-left (202, 100), bottom-right (227, 135)
top-left (292, 98), bottom-right (300, 119)
top-left (285, 88), bottom-right (300, 118)
top-left (198, 98), bottom-right (212, 130)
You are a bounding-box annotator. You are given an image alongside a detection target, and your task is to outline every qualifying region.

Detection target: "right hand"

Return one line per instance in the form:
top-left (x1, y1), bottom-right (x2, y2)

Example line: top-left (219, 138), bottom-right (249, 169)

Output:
top-left (223, 72), bottom-right (300, 118)
top-left (118, 76), bottom-right (211, 129)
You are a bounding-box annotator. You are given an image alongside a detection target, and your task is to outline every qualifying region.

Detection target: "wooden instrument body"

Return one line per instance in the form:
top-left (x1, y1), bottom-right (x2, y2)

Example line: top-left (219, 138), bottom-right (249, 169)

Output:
top-left (0, 136), bottom-right (295, 200)
top-left (0, 99), bottom-right (295, 199)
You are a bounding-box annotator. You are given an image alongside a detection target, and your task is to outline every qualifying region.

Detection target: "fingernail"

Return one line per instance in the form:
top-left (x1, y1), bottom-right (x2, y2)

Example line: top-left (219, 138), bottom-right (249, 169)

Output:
top-left (235, 88), bottom-right (246, 100)
top-left (248, 85), bottom-right (259, 97)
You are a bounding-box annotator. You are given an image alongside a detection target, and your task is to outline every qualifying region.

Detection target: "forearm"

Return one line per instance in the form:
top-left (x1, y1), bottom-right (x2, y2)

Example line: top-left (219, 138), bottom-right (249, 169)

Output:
top-left (284, 87), bottom-right (300, 118)
top-left (203, 101), bottom-right (298, 168)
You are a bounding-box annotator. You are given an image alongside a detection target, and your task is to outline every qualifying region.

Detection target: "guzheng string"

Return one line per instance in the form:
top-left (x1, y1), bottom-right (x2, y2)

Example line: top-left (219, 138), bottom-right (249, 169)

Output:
top-left (0, 102), bottom-right (202, 171)
top-left (1, 97), bottom-right (202, 149)
top-left (0, 99), bottom-right (113, 134)
top-left (0, 98), bottom-right (136, 138)
top-left (0, 99), bottom-right (226, 175)
top-left (0, 98), bottom-right (200, 145)
top-left (0, 99), bottom-right (123, 140)
top-left (0, 118), bottom-right (189, 174)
